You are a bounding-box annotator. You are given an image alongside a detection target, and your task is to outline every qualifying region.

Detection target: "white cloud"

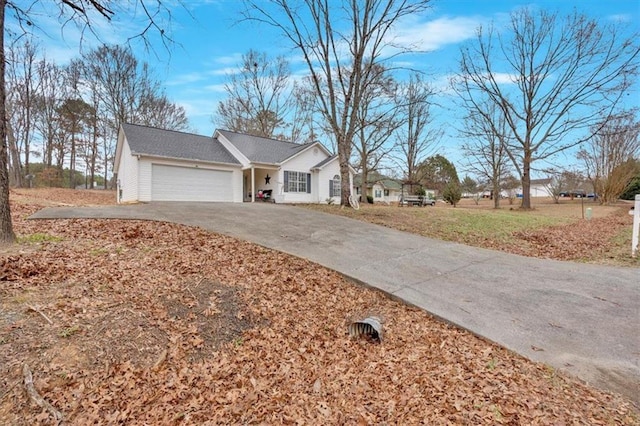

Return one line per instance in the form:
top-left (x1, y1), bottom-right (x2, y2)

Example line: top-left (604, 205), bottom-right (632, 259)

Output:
top-left (393, 16), bottom-right (483, 52)
top-left (607, 13), bottom-right (632, 23)
top-left (202, 83), bottom-right (226, 93)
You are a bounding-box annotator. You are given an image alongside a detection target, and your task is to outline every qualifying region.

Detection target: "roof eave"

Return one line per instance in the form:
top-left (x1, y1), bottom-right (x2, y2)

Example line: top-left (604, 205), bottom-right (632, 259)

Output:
top-left (131, 152), bottom-right (241, 167)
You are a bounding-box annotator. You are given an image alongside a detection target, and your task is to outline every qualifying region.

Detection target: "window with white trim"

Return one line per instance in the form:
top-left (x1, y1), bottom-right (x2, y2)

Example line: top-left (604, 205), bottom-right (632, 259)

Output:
top-left (375, 189), bottom-right (382, 198)
top-left (330, 174), bottom-right (341, 198)
top-left (287, 171), bottom-right (308, 193)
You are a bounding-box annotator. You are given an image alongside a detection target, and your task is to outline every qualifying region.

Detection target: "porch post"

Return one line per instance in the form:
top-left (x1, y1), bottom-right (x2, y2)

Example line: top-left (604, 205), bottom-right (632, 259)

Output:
top-left (251, 166), bottom-right (255, 203)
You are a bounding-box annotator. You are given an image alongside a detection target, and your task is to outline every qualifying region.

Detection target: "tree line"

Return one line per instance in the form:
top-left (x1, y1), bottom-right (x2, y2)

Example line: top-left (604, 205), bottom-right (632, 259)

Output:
top-left (6, 40), bottom-right (188, 189)
top-left (232, 2), bottom-right (638, 209)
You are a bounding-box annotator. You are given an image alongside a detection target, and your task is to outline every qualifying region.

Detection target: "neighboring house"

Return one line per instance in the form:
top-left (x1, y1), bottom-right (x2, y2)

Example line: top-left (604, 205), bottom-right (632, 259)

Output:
top-left (519, 178), bottom-right (553, 198)
top-left (114, 123), bottom-right (352, 204)
top-left (354, 172), bottom-right (403, 204)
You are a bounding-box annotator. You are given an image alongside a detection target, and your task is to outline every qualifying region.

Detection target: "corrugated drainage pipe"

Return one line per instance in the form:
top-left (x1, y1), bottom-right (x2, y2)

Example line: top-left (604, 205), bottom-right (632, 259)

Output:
top-left (348, 316), bottom-right (383, 343)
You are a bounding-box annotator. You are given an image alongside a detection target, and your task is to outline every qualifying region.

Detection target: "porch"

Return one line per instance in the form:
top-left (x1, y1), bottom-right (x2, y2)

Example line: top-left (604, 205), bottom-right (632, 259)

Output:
top-left (243, 166), bottom-right (279, 202)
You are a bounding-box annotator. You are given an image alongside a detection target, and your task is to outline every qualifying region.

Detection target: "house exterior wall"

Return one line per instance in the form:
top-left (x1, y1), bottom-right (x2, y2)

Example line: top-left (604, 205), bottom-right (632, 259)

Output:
top-left (529, 184), bottom-right (553, 197)
top-left (317, 160), bottom-right (344, 204)
top-left (274, 148), bottom-right (326, 203)
top-left (117, 138), bottom-right (139, 203)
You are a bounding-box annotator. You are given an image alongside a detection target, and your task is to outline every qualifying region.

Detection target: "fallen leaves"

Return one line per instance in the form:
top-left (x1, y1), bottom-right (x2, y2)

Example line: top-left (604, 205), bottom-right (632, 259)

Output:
top-left (0, 189), bottom-right (638, 424)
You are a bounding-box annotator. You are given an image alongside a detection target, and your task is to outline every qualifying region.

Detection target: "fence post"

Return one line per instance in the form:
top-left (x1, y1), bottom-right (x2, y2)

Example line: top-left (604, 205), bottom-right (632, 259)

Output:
top-left (632, 194), bottom-right (640, 258)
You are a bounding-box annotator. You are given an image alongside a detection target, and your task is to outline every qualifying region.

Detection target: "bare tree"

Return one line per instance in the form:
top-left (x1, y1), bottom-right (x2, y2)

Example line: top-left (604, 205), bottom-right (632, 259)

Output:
top-left (216, 50), bottom-right (293, 139)
top-left (80, 44), bottom-right (188, 186)
top-left (579, 111), bottom-right (640, 204)
top-left (353, 64), bottom-right (399, 205)
top-left (138, 91), bottom-right (189, 131)
top-left (81, 45), bottom-right (147, 132)
top-left (456, 8), bottom-right (639, 210)
top-left (393, 73), bottom-right (441, 185)
top-left (0, 0), bottom-right (179, 243)
top-left (6, 38), bottom-right (41, 187)
top-left (543, 169), bottom-right (584, 204)
top-left (460, 101), bottom-right (511, 208)
top-left (33, 59), bottom-right (66, 168)
top-left (287, 79), bottom-right (318, 143)
top-left (243, 0), bottom-right (433, 206)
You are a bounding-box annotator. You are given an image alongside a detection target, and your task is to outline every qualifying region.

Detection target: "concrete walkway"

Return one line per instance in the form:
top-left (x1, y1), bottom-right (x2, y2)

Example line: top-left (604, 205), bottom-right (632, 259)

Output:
top-left (30, 202), bottom-right (639, 404)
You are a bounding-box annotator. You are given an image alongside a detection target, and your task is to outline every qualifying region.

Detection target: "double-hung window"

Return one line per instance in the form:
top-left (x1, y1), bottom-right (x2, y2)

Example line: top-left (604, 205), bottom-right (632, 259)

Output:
top-left (285, 171), bottom-right (309, 193)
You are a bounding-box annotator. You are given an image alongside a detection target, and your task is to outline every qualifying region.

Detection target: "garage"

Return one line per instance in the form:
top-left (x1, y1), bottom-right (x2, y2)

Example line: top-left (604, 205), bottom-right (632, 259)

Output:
top-left (151, 164), bottom-right (234, 202)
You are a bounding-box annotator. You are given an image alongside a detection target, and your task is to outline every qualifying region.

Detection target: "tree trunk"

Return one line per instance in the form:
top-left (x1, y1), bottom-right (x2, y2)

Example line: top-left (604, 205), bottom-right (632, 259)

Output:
top-left (0, 0), bottom-right (16, 243)
top-left (360, 162), bottom-right (368, 207)
top-left (492, 179), bottom-right (500, 209)
top-left (521, 152), bottom-right (532, 209)
top-left (6, 122), bottom-right (22, 187)
top-left (69, 134), bottom-right (76, 189)
top-left (337, 134), bottom-right (351, 207)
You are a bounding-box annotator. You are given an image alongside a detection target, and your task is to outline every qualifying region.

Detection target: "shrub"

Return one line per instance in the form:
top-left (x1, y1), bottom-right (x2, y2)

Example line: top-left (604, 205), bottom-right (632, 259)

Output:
top-left (443, 182), bottom-right (462, 207)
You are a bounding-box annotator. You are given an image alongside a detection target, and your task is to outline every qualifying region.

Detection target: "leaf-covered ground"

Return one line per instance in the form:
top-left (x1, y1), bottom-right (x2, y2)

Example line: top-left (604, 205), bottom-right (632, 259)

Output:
top-left (1, 189), bottom-right (638, 424)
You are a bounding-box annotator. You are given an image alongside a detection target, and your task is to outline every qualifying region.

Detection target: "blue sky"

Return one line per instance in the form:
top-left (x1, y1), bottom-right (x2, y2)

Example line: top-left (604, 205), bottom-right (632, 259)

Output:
top-left (18, 0), bottom-right (640, 173)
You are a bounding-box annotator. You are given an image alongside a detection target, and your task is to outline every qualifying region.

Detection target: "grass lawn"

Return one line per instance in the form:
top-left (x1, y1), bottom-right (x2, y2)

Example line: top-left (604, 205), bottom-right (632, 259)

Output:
top-left (302, 197), bottom-right (638, 267)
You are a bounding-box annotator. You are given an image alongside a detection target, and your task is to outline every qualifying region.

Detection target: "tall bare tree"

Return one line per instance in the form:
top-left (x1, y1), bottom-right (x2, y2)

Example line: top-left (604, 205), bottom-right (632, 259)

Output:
top-left (244, 0), bottom-right (433, 206)
top-left (6, 38), bottom-right (41, 187)
top-left (216, 50), bottom-right (293, 139)
top-left (138, 91), bottom-right (189, 131)
top-left (460, 101), bottom-right (511, 208)
top-left (33, 59), bottom-right (65, 168)
top-left (352, 64), bottom-right (400, 205)
top-left (393, 73), bottom-right (441, 186)
top-left (578, 111), bottom-right (640, 204)
top-left (1, 0), bottom-right (178, 243)
top-left (80, 44), bottom-right (188, 185)
top-left (456, 8), bottom-right (639, 209)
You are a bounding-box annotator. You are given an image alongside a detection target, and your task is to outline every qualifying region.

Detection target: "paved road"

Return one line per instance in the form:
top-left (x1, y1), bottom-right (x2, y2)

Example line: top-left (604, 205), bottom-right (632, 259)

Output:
top-left (30, 202), bottom-right (640, 404)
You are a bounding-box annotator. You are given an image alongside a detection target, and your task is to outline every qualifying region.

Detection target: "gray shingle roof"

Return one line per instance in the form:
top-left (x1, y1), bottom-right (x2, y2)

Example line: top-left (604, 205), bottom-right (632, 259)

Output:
top-left (312, 155), bottom-right (337, 169)
top-left (217, 129), bottom-right (313, 164)
top-left (122, 123), bottom-right (240, 165)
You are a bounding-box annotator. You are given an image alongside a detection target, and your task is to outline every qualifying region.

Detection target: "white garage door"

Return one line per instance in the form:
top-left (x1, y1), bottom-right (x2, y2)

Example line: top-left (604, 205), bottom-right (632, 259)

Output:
top-left (151, 164), bottom-right (234, 202)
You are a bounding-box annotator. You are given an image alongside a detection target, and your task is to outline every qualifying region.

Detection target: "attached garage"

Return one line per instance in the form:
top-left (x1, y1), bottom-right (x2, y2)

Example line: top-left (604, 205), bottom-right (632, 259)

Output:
top-left (114, 123), bottom-right (352, 204)
top-left (151, 164), bottom-right (234, 202)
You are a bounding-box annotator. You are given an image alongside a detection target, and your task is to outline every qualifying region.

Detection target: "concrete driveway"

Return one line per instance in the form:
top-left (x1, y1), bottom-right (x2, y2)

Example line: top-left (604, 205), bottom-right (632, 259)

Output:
top-left (30, 202), bottom-right (640, 404)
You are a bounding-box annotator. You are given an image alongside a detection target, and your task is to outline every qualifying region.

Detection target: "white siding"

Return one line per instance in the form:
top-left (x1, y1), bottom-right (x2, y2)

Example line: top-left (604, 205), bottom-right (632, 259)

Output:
top-left (117, 138), bottom-right (139, 203)
top-left (275, 147), bottom-right (326, 203)
top-left (138, 160), bottom-right (152, 202)
top-left (317, 160), bottom-right (343, 204)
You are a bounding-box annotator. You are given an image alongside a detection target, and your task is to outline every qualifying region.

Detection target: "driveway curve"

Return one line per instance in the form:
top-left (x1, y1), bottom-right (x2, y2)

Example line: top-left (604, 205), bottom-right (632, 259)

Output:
top-left (30, 202), bottom-right (639, 404)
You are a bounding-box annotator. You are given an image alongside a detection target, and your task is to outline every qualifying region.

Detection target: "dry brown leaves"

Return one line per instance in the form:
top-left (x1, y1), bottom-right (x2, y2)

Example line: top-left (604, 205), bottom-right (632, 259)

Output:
top-left (0, 190), bottom-right (638, 424)
top-left (512, 209), bottom-right (634, 263)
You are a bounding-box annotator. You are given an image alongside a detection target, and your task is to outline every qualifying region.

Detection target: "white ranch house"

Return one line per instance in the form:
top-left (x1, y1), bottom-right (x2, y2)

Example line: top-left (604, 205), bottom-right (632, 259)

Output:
top-left (114, 124), bottom-right (353, 204)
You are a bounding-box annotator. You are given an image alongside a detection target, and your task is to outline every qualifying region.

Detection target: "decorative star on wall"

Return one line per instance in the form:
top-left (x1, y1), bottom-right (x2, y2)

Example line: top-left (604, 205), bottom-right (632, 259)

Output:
top-left (265, 174), bottom-right (271, 184)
